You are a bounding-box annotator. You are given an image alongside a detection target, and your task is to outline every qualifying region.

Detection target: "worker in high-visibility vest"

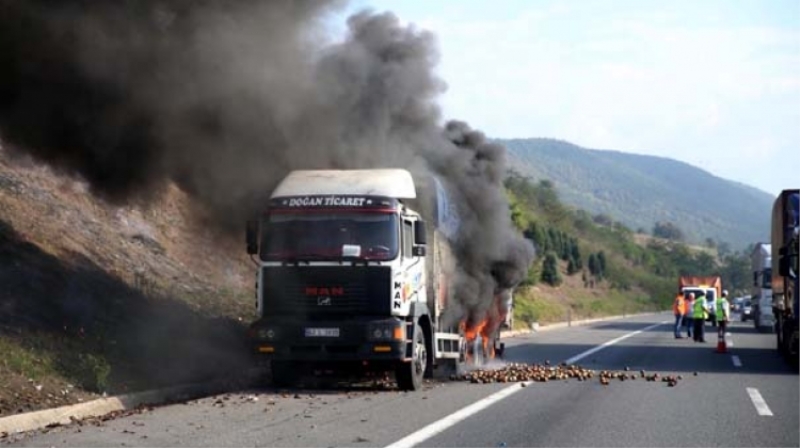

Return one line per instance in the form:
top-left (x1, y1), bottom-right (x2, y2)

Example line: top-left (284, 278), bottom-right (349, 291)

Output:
top-left (716, 290), bottom-right (731, 335)
top-left (673, 292), bottom-right (685, 339)
top-left (684, 293), bottom-right (695, 339)
top-left (692, 292), bottom-right (708, 343)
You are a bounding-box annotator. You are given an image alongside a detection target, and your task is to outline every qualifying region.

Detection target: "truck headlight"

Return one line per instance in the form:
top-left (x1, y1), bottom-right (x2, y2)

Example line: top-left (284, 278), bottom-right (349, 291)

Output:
top-left (256, 327), bottom-right (278, 340)
top-left (368, 322), bottom-right (404, 341)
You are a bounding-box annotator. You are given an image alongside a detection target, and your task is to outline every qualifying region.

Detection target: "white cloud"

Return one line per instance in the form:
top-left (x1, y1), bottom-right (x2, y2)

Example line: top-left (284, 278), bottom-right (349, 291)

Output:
top-left (344, 1), bottom-right (799, 194)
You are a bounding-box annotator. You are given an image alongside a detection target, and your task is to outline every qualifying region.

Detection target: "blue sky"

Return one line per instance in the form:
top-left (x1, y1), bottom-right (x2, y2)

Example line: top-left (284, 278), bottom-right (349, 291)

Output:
top-left (330, 0), bottom-right (798, 197)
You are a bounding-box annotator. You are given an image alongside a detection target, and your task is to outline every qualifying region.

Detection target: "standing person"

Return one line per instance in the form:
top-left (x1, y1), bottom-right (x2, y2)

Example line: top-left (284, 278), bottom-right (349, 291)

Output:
top-left (673, 292), bottom-right (685, 339)
top-left (684, 293), bottom-right (695, 339)
top-left (716, 289), bottom-right (731, 336)
top-left (693, 291), bottom-right (708, 342)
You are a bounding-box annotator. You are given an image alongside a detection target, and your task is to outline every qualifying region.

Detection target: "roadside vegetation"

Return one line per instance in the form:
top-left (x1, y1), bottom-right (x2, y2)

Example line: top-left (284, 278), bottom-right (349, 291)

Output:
top-left (504, 171), bottom-right (752, 329)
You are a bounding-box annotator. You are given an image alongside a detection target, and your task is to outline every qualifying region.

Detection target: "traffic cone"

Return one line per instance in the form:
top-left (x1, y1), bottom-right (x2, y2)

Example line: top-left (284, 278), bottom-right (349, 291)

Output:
top-left (715, 326), bottom-right (727, 353)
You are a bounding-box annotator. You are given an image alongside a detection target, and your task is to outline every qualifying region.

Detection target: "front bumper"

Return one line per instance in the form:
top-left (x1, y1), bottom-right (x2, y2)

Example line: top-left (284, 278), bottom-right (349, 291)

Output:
top-left (248, 317), bottom-right (407, 362)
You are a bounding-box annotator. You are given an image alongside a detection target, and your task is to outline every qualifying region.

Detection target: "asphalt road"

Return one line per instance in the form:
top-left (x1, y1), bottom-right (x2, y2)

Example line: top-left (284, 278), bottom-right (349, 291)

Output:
top-left (6, 313), bottom-right (798, 447)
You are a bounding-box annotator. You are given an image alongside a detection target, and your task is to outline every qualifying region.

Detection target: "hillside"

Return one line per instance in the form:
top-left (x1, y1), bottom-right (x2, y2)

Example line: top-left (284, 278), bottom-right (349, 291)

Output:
top-left (503, 171), bottom-right (752, 332)
top-left (500, 138), bottom-right (774, 249)
top-left (0, 147), bottom-right (256, 416)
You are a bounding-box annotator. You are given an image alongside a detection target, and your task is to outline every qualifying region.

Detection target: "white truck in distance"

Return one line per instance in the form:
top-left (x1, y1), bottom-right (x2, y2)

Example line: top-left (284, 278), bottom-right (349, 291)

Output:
top-left (751, 243), bottom-right (774, 331)
top-left (246, 169), bottom-right (498, 391)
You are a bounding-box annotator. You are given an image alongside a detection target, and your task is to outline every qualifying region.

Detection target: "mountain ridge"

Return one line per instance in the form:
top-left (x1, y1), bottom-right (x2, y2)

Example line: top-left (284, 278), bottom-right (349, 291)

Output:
top-left (499, 137), bottom-right (773, 249)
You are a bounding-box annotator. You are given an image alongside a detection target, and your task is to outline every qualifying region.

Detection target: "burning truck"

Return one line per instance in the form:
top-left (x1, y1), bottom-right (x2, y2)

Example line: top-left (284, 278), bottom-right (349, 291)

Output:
top-left (246, 168), bottom-right (516, 391)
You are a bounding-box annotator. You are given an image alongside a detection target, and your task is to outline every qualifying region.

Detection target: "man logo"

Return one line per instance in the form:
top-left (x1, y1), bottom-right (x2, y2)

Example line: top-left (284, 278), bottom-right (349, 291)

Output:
top-left (318, 296), bottom-right (332, 306)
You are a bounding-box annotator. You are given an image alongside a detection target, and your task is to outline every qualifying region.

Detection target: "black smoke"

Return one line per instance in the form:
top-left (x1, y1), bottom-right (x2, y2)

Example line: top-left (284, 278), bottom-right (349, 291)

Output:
top-left (0, 1), bottom-right (533, 325)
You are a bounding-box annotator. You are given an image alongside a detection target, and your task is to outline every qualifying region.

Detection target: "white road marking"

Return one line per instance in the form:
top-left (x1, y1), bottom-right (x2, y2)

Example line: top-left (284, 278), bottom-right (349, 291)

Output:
top-left (731, 355), bottom-right (742, 367)
top-left (746, 388), bottom-right (774, 416)
top-left (384, 382), bottom-right (529, 448)
top-left (385, 321), bottom-right (666, 448)
top-left (564, 321), bottom-right (667, 365)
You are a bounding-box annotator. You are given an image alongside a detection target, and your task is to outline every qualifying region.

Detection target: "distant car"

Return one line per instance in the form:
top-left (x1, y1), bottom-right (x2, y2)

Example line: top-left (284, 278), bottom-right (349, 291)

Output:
top-left (740, 298), bottom-right (753, 322)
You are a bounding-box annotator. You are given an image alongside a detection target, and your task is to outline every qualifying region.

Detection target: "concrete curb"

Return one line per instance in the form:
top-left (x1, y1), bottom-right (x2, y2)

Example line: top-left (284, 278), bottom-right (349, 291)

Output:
top-left (0, 368), bottom-right (266, 436)
top-left (500, 311), bottom-right (665, 338)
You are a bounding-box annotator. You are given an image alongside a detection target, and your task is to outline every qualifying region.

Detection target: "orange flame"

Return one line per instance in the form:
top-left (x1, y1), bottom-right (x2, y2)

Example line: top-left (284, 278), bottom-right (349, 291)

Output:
top-left (461, 293), bottom-right (512, 363)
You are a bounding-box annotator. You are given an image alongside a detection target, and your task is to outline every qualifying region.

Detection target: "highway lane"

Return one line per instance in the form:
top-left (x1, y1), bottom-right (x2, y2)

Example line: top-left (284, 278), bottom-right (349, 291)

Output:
top-left (6, 314), bottom-right (797, 447)
top-left (418, 316), bottom-right (799, 448)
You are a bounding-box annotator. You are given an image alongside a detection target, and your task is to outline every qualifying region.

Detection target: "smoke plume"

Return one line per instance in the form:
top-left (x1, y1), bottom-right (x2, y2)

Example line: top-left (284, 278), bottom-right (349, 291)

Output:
top-left (0, 1), bottom-right (534, 325)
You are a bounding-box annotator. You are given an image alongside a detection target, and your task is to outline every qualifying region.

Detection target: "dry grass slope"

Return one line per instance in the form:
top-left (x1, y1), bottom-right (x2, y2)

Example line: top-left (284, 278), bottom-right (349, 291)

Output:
top-left (0, 147), bottom-right (258, 417)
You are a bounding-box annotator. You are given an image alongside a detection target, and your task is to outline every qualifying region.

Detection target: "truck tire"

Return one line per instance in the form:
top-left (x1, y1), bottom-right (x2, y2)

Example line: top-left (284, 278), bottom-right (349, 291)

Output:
top-left (271, 361), bottom-right (297, 388)
top-left (396, 323), bottom-right (426, 391)
top-left (423, 322), bottom-right (434, 380)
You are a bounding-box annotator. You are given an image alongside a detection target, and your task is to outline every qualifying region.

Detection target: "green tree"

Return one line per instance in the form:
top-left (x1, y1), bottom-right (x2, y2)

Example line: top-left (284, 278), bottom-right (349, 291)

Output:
top-left (559, 231), bottom-right (571, 261)
top-left (593, 213), bottom-right (613, 226)
top-left (597, 251), bottom-right (607, 277)
top-left (570, 238), bottom-right (583, 270)
top-left (567, 256), bottom-right (579, 275)
top-left (588, 253), bottom-right (599, 276)
top-left (652, 221), bottom-right (684, 241)
top-left (717, 241), bottom-right (732, 257)
top-left (720, 252), bottom-right (750, 291)
top-left (541, 252), bottom-right (562, 286)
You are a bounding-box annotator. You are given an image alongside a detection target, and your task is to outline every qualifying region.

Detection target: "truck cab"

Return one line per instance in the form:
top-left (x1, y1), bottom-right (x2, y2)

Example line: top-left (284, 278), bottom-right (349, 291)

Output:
top-left (246, 169), bottom-right (463, 390)
top-left (751, 244), bottom-right (775, 332)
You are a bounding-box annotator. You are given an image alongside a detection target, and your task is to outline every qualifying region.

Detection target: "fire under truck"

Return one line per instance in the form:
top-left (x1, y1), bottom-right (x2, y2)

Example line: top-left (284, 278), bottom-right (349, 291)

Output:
top-left (246, 169), bottom-right (513, 390)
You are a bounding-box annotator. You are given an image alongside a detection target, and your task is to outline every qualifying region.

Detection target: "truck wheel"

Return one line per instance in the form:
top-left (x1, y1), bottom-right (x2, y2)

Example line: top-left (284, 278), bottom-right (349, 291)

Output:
top-left (423, 323), bottom-right (434, 379)
top-left (271, 361), bottom-right (297, 388)
top-left (396, 323), bottom-right (426, 391)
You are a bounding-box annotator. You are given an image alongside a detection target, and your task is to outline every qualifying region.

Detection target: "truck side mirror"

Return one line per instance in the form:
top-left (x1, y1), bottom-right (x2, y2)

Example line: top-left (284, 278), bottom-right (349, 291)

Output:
top-left (246, 220), bottom-right (259, 255)
top-left (414, 220), bottom-right (427, 245)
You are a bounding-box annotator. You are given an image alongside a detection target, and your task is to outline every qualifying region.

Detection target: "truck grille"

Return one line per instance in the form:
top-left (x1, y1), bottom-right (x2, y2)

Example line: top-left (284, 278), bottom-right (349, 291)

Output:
top-left (261, 266), bottom-right (391, 318)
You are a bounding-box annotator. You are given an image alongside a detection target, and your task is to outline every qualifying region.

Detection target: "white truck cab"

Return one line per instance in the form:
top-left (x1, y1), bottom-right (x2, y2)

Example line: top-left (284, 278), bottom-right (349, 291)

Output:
top-left (246, 169), bottom-right (466, 390)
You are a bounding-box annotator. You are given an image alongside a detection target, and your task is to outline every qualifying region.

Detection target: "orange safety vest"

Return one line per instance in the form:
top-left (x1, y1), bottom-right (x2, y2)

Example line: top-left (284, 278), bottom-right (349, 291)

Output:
top-left (673, 295), bottom-right (685, 315)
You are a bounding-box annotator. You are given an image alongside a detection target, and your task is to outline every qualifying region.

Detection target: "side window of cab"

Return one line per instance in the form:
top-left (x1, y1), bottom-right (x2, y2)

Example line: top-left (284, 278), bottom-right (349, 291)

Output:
top-left (402, 220), bottom-right (413, 259)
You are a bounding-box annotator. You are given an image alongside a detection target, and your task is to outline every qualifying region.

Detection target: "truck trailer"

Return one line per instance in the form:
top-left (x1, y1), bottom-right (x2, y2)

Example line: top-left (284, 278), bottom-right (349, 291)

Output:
top-left (771, 189), bottom-right (799, 368)
top-left (245, 169), bottom-right (509, 390)
top-left (750, 243), bottom-right (774, 331)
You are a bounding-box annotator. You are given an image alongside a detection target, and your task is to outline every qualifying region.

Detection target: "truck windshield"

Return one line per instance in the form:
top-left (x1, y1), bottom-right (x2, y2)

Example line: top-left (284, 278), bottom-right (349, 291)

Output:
top-left (683, 288), bottom-right (716, 302)
top-left (260, 212), bottom-right (399, 261)
top-left (762, 268), bottom-right (772, 288)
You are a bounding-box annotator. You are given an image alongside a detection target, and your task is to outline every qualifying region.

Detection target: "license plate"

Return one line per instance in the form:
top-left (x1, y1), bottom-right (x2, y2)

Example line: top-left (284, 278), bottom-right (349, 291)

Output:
top-left (305, 327), bottom-right (340, 337)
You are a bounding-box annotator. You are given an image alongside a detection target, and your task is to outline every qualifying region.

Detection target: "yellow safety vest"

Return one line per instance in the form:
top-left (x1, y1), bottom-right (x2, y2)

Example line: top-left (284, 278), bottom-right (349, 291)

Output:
top-left (716, 298), bottom-right (728, 322)
top-left (693, 298), bottom-right (707, 320)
